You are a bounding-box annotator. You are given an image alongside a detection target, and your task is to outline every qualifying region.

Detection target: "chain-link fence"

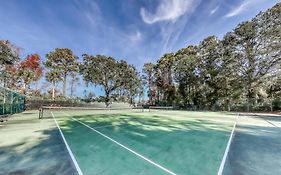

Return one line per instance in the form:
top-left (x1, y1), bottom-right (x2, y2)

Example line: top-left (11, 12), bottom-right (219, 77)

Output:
top-left (0, 86), bottom-right (25, 115)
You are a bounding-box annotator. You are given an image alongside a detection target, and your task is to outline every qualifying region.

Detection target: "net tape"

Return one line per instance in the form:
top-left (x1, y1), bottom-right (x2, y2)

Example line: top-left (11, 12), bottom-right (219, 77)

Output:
top-left (39, 106), bottom-right (143, 119)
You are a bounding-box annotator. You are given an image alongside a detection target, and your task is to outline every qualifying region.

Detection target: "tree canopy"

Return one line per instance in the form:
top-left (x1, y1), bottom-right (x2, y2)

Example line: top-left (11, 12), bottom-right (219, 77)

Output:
top-left (141, 3), bottom-right (281, 111)
top-left (80, 54), bottom-right (140, 106)
top-left (45, 48), bottom-right (79, 96)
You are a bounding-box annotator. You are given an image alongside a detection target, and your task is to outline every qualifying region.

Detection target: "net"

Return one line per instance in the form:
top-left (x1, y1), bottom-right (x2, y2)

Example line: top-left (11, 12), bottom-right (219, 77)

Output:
top-left (148, 106), bottom-right (174, 112)
top-left (39, 106), bottom-right (144, 119)
top-left (0, 86), bottom-right (25, 116)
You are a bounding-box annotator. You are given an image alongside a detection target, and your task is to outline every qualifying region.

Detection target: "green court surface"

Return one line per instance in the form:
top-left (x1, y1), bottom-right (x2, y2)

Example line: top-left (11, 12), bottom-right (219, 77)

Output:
top-left (48, 110), bottom-right (235, 175)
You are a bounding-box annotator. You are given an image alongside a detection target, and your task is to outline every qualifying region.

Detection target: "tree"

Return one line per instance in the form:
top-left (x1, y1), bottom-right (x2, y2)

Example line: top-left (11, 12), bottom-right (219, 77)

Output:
top-left (83, 91), bottom-right (96, 103)
top-left (155, 53), bottom-right (175, 105)
top-left (45, 48), bottom-right (79, 96)
top-left (70, 72), bottom-right (80, 97)
top-left (80, 54), bottom-right (139, 107)
top-left (45, 71), bottom-right (62, 100)
top-left (174, 45), bottom-right (200, 108)
top-left (197, 36), bottom-right (225, 109)
top-left (124, 68), bottom-right (142, 105)
top-left (227, 17), bottom-right (281, 110)
top-left (0, 40), bottom-right (20, 68)
top-left (141, 3), bottom-right (280, 111)
top-left (17, 54), bottom-right (42, 94)
top-left (0, 40), bottom-right (20, 88)
top-left (142, 63), bottom-right (156, 105)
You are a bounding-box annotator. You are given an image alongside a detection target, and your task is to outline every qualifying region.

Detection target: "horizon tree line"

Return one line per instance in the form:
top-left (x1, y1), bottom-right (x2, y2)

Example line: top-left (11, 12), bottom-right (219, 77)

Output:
top-left (142, 3), bottom-right (281, 111)
top-left (0, 43), bottom-right (143, 106)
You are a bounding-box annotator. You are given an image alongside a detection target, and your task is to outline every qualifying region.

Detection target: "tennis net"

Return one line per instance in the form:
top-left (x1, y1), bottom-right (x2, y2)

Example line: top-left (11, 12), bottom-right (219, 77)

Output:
top-left (39, 106), bottom-right (143, 119)
top-left (148, 106), bottom-right (174, 112)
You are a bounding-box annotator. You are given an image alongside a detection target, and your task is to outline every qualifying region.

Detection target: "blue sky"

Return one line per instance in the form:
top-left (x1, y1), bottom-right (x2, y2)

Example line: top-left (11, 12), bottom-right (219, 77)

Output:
top-left (0, 0), bottom-right (279, 97)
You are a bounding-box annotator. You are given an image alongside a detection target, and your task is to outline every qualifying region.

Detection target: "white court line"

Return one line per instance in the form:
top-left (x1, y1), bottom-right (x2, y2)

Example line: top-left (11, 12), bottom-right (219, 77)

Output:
top-left (71, 117), bottom-right (177, 175)
top-left (217, 114), bottom-right (239, 175)
top-left (51, 112), bottom-right (83, 175)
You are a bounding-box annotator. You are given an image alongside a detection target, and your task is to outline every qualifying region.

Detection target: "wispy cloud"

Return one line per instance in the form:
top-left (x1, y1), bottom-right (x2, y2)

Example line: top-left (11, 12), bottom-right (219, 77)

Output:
top-left (140, 0), bottom-right (197, 24)
top-left (210, 5), bottom-right (220, 15)
top-left (225, 0), bottom-right (251, 18)
top-left (72, 0), bottom-right (102, 27)
top-left (128, 31), bottom-right (142, 43)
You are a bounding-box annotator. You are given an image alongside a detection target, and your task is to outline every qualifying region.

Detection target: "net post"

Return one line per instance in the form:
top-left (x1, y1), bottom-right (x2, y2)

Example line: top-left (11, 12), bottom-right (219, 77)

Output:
top-left (39, 106), bottom-right (43, 119)
top-left (38, 107), bottom-right (41, 119)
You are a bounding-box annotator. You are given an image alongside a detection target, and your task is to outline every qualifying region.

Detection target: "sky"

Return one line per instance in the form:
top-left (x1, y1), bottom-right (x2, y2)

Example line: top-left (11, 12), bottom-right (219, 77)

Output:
top-left (0, 0), bottom-right (280, 97)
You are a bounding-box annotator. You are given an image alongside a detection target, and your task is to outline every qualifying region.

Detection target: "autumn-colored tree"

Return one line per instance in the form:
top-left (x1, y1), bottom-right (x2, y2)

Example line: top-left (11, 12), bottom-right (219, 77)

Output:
top-left (17, 54), bottom-right (42, 94)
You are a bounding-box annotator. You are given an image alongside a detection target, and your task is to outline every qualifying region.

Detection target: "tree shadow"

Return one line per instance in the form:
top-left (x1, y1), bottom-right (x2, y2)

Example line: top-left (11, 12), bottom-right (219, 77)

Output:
top-left (0, 128), bottom-right (79, 175)
top-left (57, 113), bottom-right (232, 175)
top-left (224, 124), bottom-right (281, 175)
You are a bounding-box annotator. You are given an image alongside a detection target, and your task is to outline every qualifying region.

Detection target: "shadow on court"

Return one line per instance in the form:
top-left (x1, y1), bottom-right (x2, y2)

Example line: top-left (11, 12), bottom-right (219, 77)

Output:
top-left (56, 112), bottom-right (232, 175)
top-left (223, 124), bottom-right (281, 175)
top-left (0, 111), bottom-right (79, 175)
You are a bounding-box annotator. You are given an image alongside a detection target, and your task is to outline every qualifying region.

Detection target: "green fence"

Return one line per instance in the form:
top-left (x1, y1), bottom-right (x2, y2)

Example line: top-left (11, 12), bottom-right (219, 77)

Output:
top-left (0, 86), bottom-right (25, 115)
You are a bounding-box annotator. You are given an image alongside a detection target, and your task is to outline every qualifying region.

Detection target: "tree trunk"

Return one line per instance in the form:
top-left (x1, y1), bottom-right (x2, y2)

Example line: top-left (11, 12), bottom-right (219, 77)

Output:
top-left (22, 83), bottom-right (26, 95)
top-left (149, 87), bottom-right (152, 105)
top-left (246, 82), bottom-right (253, 112)
top-left (35, 81), bottom-right (38, 92)
top-left (52, 81), bottom-right (55, 100)
top-left (63, 74), bottom-right (67, 96)
top-left (70, 79), bottom-right (74, 97)
top-left (105, 90), bottom-right (110, 107)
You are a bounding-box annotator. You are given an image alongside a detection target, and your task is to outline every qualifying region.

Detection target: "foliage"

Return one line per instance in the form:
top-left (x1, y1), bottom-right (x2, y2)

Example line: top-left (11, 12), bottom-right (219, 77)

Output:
top-left (173, 45), bottom-right (200, 107)
top-left (142, 63), bottom-right (156, 105)
top-left (45, 71), bottom-right (62, 100)
top-left (142, 3), bottom-right (281, 111)
top-left (0, 40), bottom-right (21, 88)
top-left (0, 40), bottom-right (20, 68)
top-left (17, 54), bottom-right (42, 94)
top-left (45, 48), bottom-right (79, 96)
top-left (80, 54), bottom-right (140, 106)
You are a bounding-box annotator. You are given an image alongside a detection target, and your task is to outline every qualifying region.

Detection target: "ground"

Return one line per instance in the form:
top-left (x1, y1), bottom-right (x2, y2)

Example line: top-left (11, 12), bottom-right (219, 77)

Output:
top-left (0, 110), bottom-right (280, 175)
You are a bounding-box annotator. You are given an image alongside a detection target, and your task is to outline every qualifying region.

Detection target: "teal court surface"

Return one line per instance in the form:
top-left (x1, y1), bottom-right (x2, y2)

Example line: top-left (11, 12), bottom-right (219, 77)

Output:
top-left (1, 109), bottom-right (281, 175)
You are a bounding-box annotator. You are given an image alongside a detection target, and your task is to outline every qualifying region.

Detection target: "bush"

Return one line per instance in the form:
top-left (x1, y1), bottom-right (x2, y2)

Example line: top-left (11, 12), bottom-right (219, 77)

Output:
top-left (272, 98), bottom-right (281, 110)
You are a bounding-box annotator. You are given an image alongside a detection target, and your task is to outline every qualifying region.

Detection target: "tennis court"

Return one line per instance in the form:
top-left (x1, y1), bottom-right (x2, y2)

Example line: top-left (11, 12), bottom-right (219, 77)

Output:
top-left (1, 109), bottom-right (281, 175)
top-left (39, 108), bottom-right (236, 175)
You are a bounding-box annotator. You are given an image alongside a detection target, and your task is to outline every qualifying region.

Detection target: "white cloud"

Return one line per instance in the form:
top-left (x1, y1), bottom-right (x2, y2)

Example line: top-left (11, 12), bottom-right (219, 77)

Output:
top-left (140, 0), bottom-right (197, 24)
top-left (210, 5), bottom-right (220, 15)
top-left (225, 0), bottom-right (251, 18)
